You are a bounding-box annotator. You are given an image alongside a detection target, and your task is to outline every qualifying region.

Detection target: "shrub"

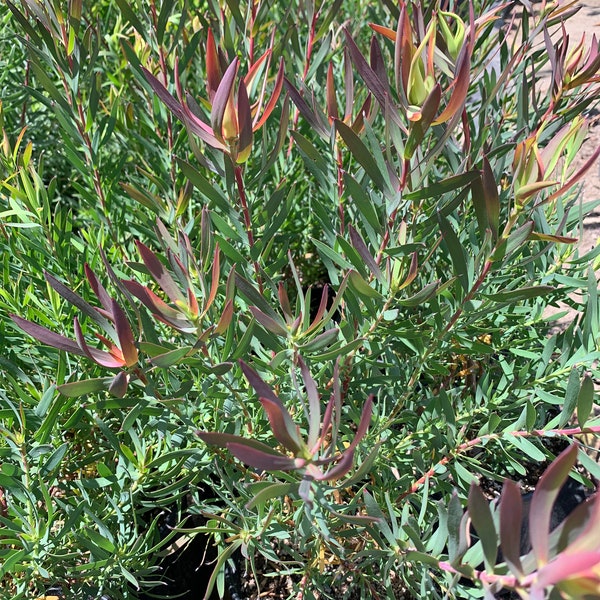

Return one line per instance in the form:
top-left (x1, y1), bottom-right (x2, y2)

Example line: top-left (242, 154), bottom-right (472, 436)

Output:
top-left (1, 0), bottom-right (600, 598)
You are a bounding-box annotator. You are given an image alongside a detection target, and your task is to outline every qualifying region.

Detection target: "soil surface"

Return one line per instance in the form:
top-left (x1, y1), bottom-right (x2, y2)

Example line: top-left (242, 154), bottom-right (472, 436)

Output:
top-left (538, 1), bottom-right (600, 327)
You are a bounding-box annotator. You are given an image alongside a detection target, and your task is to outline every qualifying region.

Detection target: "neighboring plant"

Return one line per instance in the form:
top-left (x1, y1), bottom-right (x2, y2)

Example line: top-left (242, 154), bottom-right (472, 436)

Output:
top-left (2, 0), bottom-right (600, 599)
top-left (442, 444), bottom-right (600, 600)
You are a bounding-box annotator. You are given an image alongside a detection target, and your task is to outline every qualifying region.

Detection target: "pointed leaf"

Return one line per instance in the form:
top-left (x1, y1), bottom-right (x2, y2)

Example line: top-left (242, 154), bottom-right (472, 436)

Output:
top-left (318, 448), bottom-right (356, 481)
top-left (249, 306), bottom-right (287, 336)
top-left (211, 58), bottom-right (239, 143)
top-left (142, 66), bottom-right (185, 121)
top-left (252, 58), bottom-right (284, 131)
top-left (530, 444), bottom-right (578, 566)
top-left (348, 225), bottom-right (383, 282)
top-left (284, 78), bottom-right (329, 138)
top-left (397, 280), bottom-right (439, 307)
top-left (484, 286), bottom-right (555, 303)
top-left (44, 271), bottom-right (115, 337)
top-left (500, 480), bottom-right (524, 577)
top-left (239, 361), bottom-right (303, 454)
top-left (298, 356), bottom-right (321, 450)
top-left (111, 299), bottom-right (138, 367)
top-left (196, 431), bottom-right (284, 454)
top-left (468, 482), bottom-right (498, 572)
top-left (11, 315), bottom-right (86, 357)
top-left (236, 80), bottom-right (253, 163)
top-left (73, 318), bottom-right (124, 368)
top-left (214, 299), bottom-right (234, 335)
top-left (136, 241), bottom-right (185, 304)
top-left (205, 29), bottom-right (222, 100)
top-left (57, 377), bottom-right (113, 397)
top-left (335, 119), bottom-right (389, 194)
top-left (227, 442), bottom-right (297, 471)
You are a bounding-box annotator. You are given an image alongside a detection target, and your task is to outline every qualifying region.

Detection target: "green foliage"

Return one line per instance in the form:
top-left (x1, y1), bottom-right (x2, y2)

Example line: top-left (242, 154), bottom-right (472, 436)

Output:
top-left (2, 0), bottom-right (600, 598)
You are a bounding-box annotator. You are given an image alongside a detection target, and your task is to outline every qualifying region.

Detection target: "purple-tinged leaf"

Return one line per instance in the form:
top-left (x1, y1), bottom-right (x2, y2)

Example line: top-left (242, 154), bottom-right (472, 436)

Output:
top-left (239, 361), bottom-right (303, 454)
top-left (249, 306), bottom-right (288, 336)
top-left (397, 280), bottom-right (439, 307)
top-left (283, 78), bottom-right (329, 139)
top-left (298, 328), bottom-right (339, 353)
top-left (546, 142), bottom-right (600, 204)
top-left (404, 84), bottom-right (441, 159)
top-left (343, 28), bottom-right (402, 129)
top-left (343, 47), bottom-right (354, 121)
top-left (84, 264), bottom-right (113, 316)
top-left (211, 58), bottom-right (239, 144)
top-left (278, 283), bottom-right (293, 320)
top-left (259, 396), bottom-right (303, 455)
top-left (142, 66), bottom-right (186, 122)
top-left (468, 482), bottom-right (498, 571)
top-left (196, 431), bottom-right (282, 454)
top-left (433, 32), bottom-right (473, 125)
top-left (312, 394), bottom-right (335, 456)
top-left (298, 356), bottom-right (320, 450)
top-left (326, 62), bottom-right (338, 123)
top-left (318, 448), bottom-right (355, 481)
top-left (347, 394), bottom-right (374, 452)
top-left (214, 299), bottom-right (234, 335)
top-left (530, 444), bottom-right (578, 566)
top-left (305, 284), bottom-right (329, 334)
top-left (350, 94), bottom-right (372, 134)
top-left (227, 442), bottom-right (297, 471)
top-left (73, 318), bottom-right (124, 368)
top-left (108, 371), bottom-right (129, 398)
top-left (529, 232), bottom-right (578, 244)
top-left (123, 280), bottom-right (192, 331)
top-left (397, 252), bottom-right (418, 291)
top-left (202, 244), bottom-right (221, 317)
top-left (205, 29), bottom-right (222, 101)
top-left (559, 487), bottom-right (600, 556)
top-left (11, 315), bottom-right (86, 357)
top-left (236, 81), bottom-right (253, 163)
top-left (369, 35), bottom-right (390, 97)
top-left (136, 241), bottom-right (185, 305)
top-left (252, 57), bottom-right (284, 132)
top-left (536, 551), bottom-right (600, 589)
top-left (44, 271), bottom-right (115, 337)
top-left (472, 156), bottom-right (500, 242)
top-left (111, 299), bottom-right (138, 367)
top-left (348, 225), bottom-right (383, 282)
top-left (500, 479), bottom-right (524, 577)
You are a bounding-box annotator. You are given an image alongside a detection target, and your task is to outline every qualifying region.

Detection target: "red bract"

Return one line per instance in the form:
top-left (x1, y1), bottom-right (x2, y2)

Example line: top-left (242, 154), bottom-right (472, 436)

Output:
top-left (142, 30), bottom-right (284, 163)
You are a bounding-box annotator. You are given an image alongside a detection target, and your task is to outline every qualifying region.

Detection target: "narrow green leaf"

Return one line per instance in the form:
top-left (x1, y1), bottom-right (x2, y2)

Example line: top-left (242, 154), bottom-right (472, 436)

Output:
top-left (115, 0), bottom-right (148, 41)
top-left (397, 280), bottom-right (439, 307)
top-left (484, 285), bottom-right (555, 303)
top-left (438, 213), bottom-right (469, 293)
top-left (335, 119), bottom-right (389, 194)
top-left (468, 483), bottom-right (498, 572)
top-left (559, 368), bottom-right (582, 429)
top-left (404, 171), bottom-right (480, 201)
top-left (577, 375), bottom-right (594, 428)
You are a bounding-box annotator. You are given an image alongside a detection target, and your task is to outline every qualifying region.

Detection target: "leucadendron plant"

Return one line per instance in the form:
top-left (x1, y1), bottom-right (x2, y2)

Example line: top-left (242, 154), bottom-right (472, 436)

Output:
top-left (3, 0), bottom-right (600, 598)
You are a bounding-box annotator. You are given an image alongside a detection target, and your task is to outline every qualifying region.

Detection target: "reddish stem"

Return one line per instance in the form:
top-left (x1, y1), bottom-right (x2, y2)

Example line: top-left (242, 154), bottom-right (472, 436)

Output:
top-left (234, 165), bottom-right (263, 293)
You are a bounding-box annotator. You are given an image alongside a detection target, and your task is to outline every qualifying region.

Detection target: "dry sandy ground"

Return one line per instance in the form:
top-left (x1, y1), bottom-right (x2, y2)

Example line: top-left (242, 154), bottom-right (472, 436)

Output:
top-left (523, 1), bottom-right (600, 326)
top-left (554, 2), bottom-right (600, 255)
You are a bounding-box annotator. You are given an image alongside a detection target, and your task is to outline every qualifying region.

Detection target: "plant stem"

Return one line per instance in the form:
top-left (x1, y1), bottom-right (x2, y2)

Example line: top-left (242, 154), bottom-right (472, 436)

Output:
top-left (234, 164), bottom-right (263, 293)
